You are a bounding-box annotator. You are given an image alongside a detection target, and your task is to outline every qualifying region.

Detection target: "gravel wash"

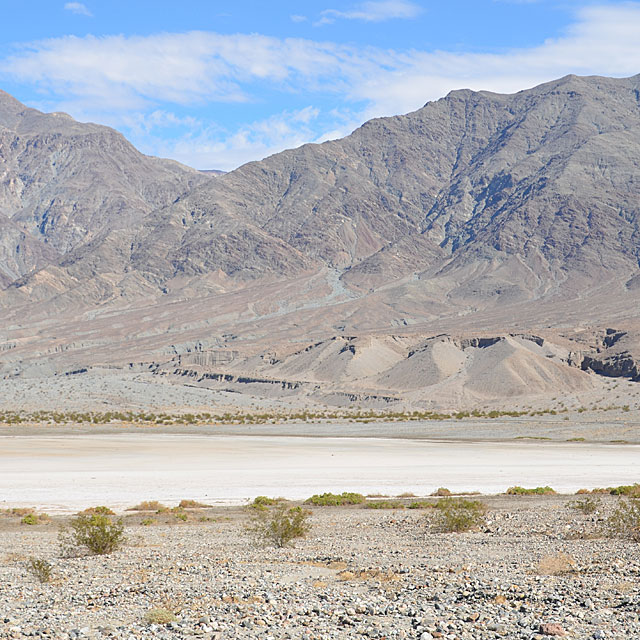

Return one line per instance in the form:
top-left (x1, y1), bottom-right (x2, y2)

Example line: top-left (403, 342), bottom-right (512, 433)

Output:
top-left (1, 496), bottom-right (639, 640)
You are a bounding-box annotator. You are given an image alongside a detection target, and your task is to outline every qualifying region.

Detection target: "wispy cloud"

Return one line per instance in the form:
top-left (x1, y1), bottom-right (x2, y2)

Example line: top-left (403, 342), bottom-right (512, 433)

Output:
top-left (318, 0), bottom-right (423, 25)
top-left (64, 2), bottom-right (92, 16)
top-left (1, 32), bottom-right (381, 110)
top-left (141, 106), bottom-right (325, 171)
top-left (2, 3), bottom-right (640, 169)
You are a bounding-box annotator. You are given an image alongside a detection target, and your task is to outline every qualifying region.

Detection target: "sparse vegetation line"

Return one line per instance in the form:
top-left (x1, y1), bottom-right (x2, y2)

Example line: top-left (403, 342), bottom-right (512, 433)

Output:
top-left (0, 404), bottom-right (632, 427)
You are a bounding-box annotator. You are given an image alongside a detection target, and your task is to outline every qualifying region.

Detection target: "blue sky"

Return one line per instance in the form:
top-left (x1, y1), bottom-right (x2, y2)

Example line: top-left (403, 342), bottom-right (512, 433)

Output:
top-left (1, 1), bottom-right (639, 170)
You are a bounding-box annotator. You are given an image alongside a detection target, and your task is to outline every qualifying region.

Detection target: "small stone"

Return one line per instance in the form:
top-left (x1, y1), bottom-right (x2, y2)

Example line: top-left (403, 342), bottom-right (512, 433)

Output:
top-left (540, 623), bottom-right (566, 637)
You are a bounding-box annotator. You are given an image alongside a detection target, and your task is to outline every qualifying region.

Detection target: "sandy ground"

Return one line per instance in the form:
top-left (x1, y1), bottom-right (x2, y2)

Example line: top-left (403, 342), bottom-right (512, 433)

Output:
top-left (1, 433), bottom-right (638, 513)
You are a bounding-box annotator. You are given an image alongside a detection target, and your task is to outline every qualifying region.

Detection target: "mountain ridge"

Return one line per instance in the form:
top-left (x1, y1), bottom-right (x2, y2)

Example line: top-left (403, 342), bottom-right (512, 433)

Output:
top-left (2, 75), bottom-right (640, 408)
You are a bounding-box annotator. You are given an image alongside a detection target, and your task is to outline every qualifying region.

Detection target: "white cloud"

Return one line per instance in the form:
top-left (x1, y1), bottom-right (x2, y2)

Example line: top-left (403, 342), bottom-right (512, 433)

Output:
top-left (3, 3), bottom-right (640, 169)
top-left (345, 3), bottom-right (640, 118)
top-left (290, 14), bottom-right (307, 23)
top-left (64, 2), bottom-right (92, 16)
top-left (1, 32), bottom-right (379, 111)
top-left (318, 0), bottom-right (423, 24)
top-left (148, 107), bottom-right (325, 171)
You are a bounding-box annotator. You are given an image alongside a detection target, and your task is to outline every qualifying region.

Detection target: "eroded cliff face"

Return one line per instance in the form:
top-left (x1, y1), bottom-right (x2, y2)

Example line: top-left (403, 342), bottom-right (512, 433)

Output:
top-left (578, 330), bottom-right (640, 381)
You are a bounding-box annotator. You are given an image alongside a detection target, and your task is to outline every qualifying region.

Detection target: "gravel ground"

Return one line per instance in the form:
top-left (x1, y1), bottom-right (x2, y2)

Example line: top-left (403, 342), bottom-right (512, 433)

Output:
top-left (1, 495), bottom-right (639, 639)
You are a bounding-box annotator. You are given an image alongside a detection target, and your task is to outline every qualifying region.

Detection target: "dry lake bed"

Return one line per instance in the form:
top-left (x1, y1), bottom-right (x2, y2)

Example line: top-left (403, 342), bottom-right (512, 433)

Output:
top-left (1, 429), bottom-right (638, 512)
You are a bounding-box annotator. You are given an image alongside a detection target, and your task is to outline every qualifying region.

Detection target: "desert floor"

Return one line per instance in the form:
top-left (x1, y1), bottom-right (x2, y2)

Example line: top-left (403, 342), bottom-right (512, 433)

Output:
top-left (1, 495), bottom-right (639, 639)
top-left (1, 427), bottom-right (638, 513)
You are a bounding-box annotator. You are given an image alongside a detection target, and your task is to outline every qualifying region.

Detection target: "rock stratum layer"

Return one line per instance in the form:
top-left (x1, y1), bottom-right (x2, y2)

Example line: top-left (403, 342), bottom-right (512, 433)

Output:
top-left (2, 75), bottom-right (640, 409)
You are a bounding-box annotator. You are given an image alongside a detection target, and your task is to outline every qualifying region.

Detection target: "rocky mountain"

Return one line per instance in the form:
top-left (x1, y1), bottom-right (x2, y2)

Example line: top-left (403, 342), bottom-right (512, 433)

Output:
top-left (133, 73), bottom-right (640, 294)
top-left (2, 75), bottom-right (640, 408)
top-left (0, 89), bottom-right (206, 288)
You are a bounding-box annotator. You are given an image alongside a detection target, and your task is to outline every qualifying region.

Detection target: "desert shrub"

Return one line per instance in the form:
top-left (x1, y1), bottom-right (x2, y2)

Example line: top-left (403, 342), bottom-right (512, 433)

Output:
top-left (20, 512), bottom-right (49, 525)
top-left (145, 608), bottom-right (177, 624)
top-left (305, 492), bottom-right (365, 506)
top-left (506, 486), bottom-right (556, 495)
top-left (79, 506), bottom-right (115, 515)
top-left (249, 496), bottom-right (282, 510)
top-left (431, 487), bottom-right (452, 496)
top-left (28, 558), bottom-right (53, 583)
top-left (569, 496), bottom-right (601, 514)
top-left (249, 504), bottom-right (311, 548)
top-left (431, 498), bottom-right (487, 533)
top-left (21, 513), bottom-right (39, 525)
top-left (604, 497), bottom-right (640, 540)
top-left (59, 514), bottom-right (125, 556)
top-left (141, 518), bottom-right (157, 526)
top-left (536, 552), bottom-right (576, 575)
top-left (178, 499), bottom-right (210, 509)
top-left (408, 501), bottom-right (436, 509)
top-left (365, 500), bottom-right (404, 509)
top-left (608, 484), bottom-right (640, 497)
top-left (127, 501), bottom-right (167, 512)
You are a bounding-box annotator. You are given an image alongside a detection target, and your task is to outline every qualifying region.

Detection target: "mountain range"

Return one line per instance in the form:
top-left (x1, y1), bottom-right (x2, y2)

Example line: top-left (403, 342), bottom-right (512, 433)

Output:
top-left (2, 75), bottom-right (640, 409)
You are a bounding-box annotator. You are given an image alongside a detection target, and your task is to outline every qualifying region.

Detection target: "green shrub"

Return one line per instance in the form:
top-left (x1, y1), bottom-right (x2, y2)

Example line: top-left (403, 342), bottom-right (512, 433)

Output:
top-left (249, 504), bottom-right (311, 548)
top-left (249, 496), bottom-right (282, 510)
top-left (506, 486), bottom-right (556, 495)
top-left (608, 484), bottom-right (640, 496)
top-left (28, 558), bottom-right (53, 583)
top-left (127, 501), bottom-right (167, 512)
top-left (79, 506), bottom-right (115, 516)
top-left (145, 608), bottom-right (177, 624)
top-left (365, 500), bottom-right (404, 509)
top-left (20, 512), bottom-right (49, 525)
top-left (431, 487), bottom-right (452, 496)
top-left (59, 514), bottom-right (125, 556)
top-left (178, 499), bottom-right (211, 509)
top-left (305, 492), bottom-right (365, 506)
top-left (605, 497), bottom-right (640, 540)
top-left (431, 498), bottom-right (487, 533)
top-left (407, 501), bottom-right (436, 509)
top-left (21, 513), bottom-right (39, 525)
top-left (570, 496), bottom-right (601, 514)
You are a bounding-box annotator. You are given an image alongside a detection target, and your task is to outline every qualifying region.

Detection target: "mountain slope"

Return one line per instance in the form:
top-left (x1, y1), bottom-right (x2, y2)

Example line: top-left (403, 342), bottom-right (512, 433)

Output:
top-left (131, 74), bottom-right (640, 299)
top-left (0, 89), bottom-right (206, 283)
top-left (4, 75), bottom-right (640, 311)
top-left (2, 76), bottom-right (640, 408)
